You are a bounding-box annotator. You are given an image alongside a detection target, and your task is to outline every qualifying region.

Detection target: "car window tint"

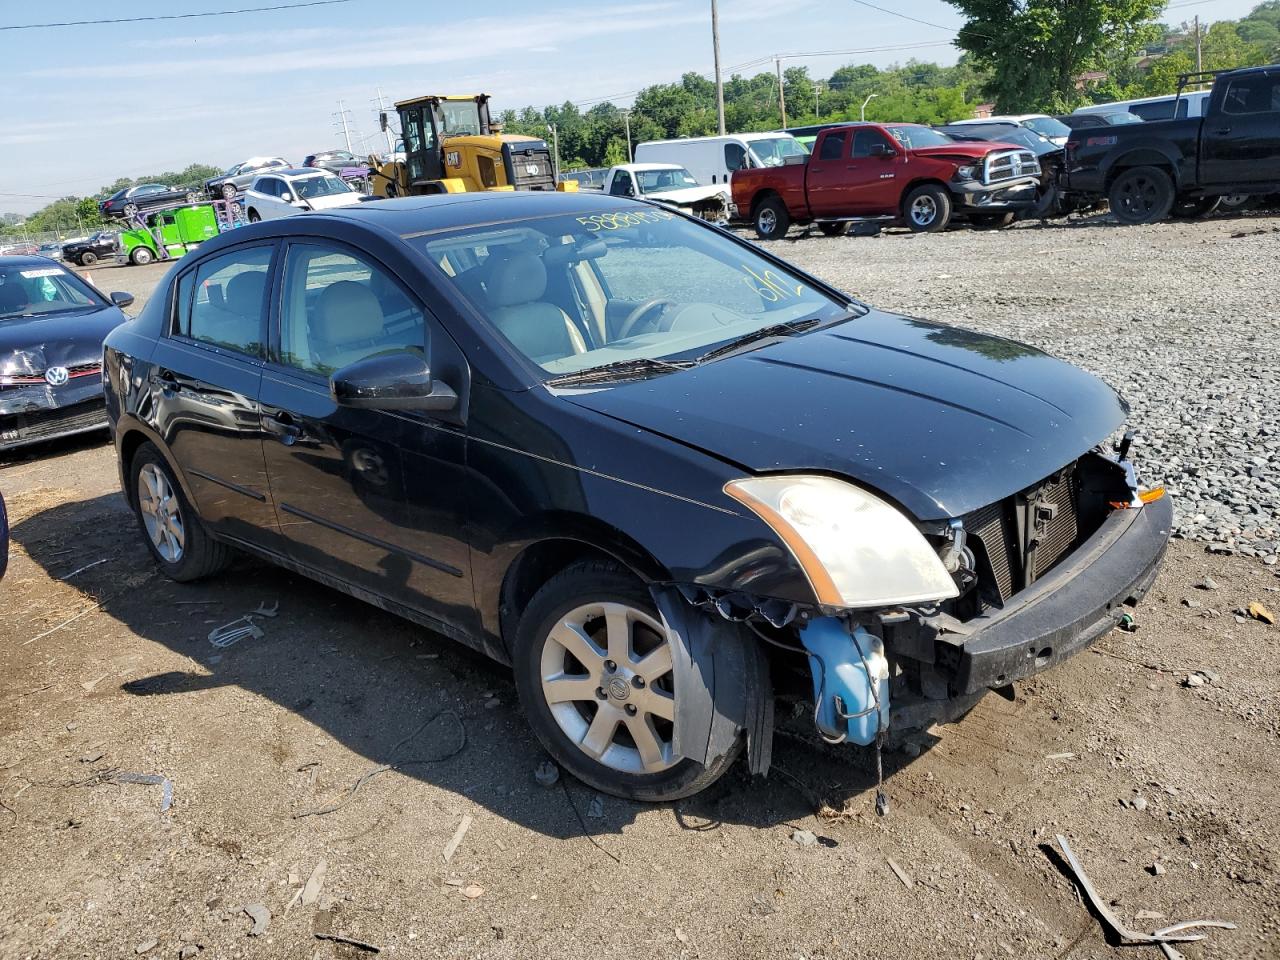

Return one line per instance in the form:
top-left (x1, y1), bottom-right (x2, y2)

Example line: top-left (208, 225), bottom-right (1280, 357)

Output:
top-left (852, 130), bottom-right (889, 158)
top-left (278, 244), bottom-right (424, 376)
top-left (1222, 75), bottom-right (1280, 115)
top-left (817, 131), bottom-right (847, 160)
top-left (180, 246), bottom-right (272, 355)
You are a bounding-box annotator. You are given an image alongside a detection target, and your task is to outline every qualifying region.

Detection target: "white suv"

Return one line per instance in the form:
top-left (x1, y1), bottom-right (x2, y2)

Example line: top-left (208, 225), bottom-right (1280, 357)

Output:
top-left (243, 169), bottom-right (365, 222)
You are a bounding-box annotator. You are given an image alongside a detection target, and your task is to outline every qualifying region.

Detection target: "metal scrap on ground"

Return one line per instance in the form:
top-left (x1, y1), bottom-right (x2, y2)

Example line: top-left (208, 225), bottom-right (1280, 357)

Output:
top-left (1052, 834), bottom-right (1236, 954)
top-left (114, 772), bottom-right (173, 813)
top-left (442, 814), bottom-right (473, 863)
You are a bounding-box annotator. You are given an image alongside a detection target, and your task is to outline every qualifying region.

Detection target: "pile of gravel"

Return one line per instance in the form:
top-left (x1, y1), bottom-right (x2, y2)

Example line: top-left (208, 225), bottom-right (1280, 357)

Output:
top-left (775, 215), bottom-right (1280, 562)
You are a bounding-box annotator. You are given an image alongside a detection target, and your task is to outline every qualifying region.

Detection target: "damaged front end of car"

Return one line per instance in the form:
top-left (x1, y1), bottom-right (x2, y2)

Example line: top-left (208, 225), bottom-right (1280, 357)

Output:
top-left (651, 443), bottom-right (1171, 803)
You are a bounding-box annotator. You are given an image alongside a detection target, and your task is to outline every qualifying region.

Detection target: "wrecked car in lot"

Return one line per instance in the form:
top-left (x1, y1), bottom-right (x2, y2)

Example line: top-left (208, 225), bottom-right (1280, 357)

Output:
top-left (102, 192), bottom-right (1171, 801)
top-left (2, 257), bottom-right (133, 453)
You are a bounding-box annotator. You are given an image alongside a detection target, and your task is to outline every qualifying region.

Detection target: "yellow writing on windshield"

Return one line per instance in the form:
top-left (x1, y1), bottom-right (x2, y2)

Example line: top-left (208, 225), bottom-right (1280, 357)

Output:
top-left (741, 264), bottom-right (806, 302)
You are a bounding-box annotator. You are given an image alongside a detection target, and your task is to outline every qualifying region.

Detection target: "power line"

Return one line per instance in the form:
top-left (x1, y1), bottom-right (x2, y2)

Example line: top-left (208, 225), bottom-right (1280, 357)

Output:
top-left (0, 0), bottom-right (351, 31)
top-left (846, 0), bottom-right (966, 34)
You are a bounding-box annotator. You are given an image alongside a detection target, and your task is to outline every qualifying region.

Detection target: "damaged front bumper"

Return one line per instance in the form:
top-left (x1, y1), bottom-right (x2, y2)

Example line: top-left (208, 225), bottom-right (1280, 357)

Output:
top-left (951, 177), bottom-right (1042, 210)
top-left (945, 492), bottom-right (1172, 695)
top-left (1, 379), bottom-right (108, 451)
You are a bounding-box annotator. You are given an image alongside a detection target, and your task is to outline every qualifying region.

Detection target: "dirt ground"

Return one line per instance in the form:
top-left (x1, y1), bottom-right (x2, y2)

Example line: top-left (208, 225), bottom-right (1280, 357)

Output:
top-left (1, 228), bottom-right (1278, 959)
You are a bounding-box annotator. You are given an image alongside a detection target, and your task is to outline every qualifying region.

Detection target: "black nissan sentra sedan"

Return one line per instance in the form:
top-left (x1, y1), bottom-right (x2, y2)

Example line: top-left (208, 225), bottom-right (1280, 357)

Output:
top-left (102, 192), bottom-right (1171, 801)
top-left (1, 257), bottom-right (133, 453)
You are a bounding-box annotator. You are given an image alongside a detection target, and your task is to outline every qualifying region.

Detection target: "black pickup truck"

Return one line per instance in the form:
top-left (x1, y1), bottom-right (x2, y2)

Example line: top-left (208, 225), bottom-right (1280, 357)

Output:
top-left (1064, 64), bottom-right (1280, 224)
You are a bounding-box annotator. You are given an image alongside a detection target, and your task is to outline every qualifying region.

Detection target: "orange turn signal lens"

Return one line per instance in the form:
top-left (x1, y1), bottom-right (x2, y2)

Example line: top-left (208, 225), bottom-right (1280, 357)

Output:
top-left (1139, 487), bottom-right (1166, 503)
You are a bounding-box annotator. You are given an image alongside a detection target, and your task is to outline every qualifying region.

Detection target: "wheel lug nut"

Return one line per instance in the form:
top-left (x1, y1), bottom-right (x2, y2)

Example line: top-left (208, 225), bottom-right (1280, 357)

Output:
top-left (595, 687), bottom-right (607, 700)
top-left (604, 660), bottom-right (617, 672)
top-left (631, 676), bottom-right (645, 688)
top-left (624, 704), bottom-right (637, 716)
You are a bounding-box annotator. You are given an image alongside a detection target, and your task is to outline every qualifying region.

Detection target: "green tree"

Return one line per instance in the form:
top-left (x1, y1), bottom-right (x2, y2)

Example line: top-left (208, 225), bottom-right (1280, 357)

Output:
top-left (948, 0), bottom-right (1164, 111)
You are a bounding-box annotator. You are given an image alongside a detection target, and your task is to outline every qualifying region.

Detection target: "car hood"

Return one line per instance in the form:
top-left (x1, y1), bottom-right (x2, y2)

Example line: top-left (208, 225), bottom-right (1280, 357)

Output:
top-left (909, 142), bottom-right (1022, 160)
top-left (303, 192), bottom-right (365, 211)
top-left (0, 307), bottom-right (126, 371)
top-left (564, 310), bottom-right (1127, 520)
top-left (645, 185), bottom-right (727, 205)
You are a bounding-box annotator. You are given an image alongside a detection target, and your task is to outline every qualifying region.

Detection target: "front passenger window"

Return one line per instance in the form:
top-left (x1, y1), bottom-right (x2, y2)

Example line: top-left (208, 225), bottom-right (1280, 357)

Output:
top-left (176, 246), bottom-right (272, 355)
top-left (278, 244), bottom-right (425, 376)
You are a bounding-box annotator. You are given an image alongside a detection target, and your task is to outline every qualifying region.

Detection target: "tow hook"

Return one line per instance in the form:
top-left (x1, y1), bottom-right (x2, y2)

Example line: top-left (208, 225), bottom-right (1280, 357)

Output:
top-left (799, 617), bottom-right (892, 815)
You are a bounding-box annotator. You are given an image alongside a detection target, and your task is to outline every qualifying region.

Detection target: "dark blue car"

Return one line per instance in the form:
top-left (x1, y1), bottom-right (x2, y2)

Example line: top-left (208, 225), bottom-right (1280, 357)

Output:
top-left (101, 192), bottom-right (1171, 801)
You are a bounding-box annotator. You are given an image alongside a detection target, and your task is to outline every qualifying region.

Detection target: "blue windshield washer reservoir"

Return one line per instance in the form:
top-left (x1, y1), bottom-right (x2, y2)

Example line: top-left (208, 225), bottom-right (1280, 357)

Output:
top-left (799, 618), bottom-right (890, 746)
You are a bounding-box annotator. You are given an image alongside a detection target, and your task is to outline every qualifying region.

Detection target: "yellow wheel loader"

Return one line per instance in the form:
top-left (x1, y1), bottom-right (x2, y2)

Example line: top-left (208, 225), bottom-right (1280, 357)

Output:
top-left (369, 94), bottom-right (575, 197)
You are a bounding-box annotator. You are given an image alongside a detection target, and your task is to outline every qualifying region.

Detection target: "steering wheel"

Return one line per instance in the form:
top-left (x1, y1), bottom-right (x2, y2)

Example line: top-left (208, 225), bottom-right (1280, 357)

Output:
top-left (617, 298), bottom-right (678, 340)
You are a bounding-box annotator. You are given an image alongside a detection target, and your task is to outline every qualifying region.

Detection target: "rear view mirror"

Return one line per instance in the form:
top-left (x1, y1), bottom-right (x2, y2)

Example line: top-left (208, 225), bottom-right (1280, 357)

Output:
top-left (110, 291), bottom-right (135, 308)
top-left (331, 352), bottom-right (457, 412)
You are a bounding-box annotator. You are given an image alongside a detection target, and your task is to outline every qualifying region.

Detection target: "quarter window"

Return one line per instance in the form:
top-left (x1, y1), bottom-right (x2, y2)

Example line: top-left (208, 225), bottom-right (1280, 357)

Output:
top-left (278, 243), bottom-right (425, 376)
top-left (175, 246), bottom-right (272, 355)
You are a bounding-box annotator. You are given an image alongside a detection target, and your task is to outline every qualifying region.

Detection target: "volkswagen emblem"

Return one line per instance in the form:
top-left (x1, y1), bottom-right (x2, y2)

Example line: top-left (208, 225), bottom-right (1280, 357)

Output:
top-left (44, 366), bottom-right (69, 386)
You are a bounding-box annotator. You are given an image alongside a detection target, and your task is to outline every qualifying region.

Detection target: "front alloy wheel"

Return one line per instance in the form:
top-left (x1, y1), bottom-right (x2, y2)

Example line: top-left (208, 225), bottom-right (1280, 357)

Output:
top-left (513, 562), bottom-right (742, 801)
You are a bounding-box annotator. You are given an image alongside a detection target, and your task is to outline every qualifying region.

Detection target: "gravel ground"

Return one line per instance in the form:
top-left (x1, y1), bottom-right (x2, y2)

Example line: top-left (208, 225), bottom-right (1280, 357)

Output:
top-left (775, 213), bottom-right (1280, 561)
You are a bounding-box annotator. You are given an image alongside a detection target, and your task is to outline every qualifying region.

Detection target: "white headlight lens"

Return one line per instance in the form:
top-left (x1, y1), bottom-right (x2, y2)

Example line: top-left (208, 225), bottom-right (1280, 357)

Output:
top-left (725, 475), bottom-right (960, 609)
top-left (956, 165), bottom-right (977, 180)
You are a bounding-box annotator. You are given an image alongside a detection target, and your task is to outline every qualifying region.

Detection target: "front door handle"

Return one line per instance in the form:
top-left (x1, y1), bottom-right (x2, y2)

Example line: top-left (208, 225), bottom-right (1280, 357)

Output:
top-left (157, 370), bottom-right (180, 393)
top-left (1216, 127), bottom-right (1232, 135)
top-left (263, 411), bottom-right (301, 444)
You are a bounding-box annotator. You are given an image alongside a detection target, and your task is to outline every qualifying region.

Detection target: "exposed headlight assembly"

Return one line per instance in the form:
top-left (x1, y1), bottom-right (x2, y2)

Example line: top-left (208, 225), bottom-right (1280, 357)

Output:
top-left (725, 475), bottom-right (960, 609)
top-left (955, 164), bottom-right (978, 181)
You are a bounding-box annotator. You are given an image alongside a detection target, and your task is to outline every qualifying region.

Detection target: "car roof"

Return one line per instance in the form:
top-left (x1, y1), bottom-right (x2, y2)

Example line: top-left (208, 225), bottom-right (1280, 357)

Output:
top-left (618, 163), bottom-right (686, 172)
top-left (262, 168), bottom-right (333, 179)
top-left (1, 254), bottom-right (67, 267)
top-left (301, 191), bottom-right (675, 237)
top-left (1074, 90), bottom-right (1209, 113)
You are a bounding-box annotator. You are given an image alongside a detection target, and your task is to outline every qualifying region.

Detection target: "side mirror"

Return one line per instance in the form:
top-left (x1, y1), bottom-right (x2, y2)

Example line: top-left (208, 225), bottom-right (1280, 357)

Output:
top-left (280, 191), bottom-right (293, 202)
top-left (869, 143), bottom-right (896, 158)
top-left (110, 291), bottom-right (135, 308)
top-left (331, 352), bottom-right (457, 412)
top-left (379, 111), bottom-right (389, 132)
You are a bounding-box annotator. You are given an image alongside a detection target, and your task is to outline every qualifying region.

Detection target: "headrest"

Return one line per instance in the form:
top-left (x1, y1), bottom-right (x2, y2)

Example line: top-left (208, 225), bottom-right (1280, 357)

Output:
top-left (314, 280), bottom-right (385, 343)
top-left (486, 253), bottom-right (547, 307)
top-left (224, 271), bottom-right (266, 317)
top-left (0, 281), bottom-right (27, 312)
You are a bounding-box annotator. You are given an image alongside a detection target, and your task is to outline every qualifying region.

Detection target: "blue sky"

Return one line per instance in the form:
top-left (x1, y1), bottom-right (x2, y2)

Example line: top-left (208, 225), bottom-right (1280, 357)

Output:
top-left (0, 0), bottom-right (1264, 215)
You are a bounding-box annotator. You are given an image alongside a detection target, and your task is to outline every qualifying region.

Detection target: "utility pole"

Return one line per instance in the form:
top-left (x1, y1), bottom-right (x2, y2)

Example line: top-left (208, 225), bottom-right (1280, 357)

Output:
top-left (334, 100), bottom-right (354, 153)
top-left (775, 57), bottom-right (787, 129)
top-left (711, 0), bottom-right (726, 135)
top-left (547, 123), bottom-right (560, 180)
top-left (1194, 15), bottom-right (1203, 73)
top-left (623, 110), bottom-right (633, 161)
top-left (375, 88), bottom-right (395, 153)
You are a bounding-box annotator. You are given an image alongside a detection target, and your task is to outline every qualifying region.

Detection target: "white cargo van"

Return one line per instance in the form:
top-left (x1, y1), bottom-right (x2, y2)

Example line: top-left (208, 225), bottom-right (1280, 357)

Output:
top-left (633, 132), bottom-right (807, 199)
top-left (1073, 90), bottom-right (1211, 121)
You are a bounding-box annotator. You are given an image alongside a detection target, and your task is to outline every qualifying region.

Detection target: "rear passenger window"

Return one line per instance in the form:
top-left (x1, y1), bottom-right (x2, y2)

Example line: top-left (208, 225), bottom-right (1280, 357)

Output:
top-left (818, 132), bottom-right (847, 160)
top-left (278, 243), bottom-right (424, 377)
top-left (174, 246), bottom-right (272, 355)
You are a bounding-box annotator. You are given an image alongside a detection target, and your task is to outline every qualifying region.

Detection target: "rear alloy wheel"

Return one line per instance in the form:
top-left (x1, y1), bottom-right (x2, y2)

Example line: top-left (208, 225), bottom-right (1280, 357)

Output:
top-left (1108, 166), bottom-right (1174, 225)
top-left (513, 562), bottom-right (741, 801)
top-left (753, 196), bottom-right (791, 240)
top-left (1171, 196), bottom-right (1221, 219)
top-left (904, 184), bottom-right (952, 232)
top-left (130, 246), bottom-right (154, 266)
top-left (221, 183), bottom-right (237, 201)
top-left (130, 444), bottom-right (233, 582)
top-left (817, 221), bottom-right (850, 237)
top-left (123, 203), bottom-right (139, 219)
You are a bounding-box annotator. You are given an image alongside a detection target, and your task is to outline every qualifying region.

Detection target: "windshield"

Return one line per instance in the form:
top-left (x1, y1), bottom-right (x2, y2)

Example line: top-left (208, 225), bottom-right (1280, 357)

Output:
top-left (941, 125), bottom-right (1054, 154)
top-left (440, 100), bottom-right (483, 137)
top-left (1022, 116), bottom-right (1071, 139)
top-left (0, 263), bottom-right (103, 321)
top-left (886, 125), bottom-right (954, 149)
top-left (293, 175), bottom-right (353, 199)
top-left (414, 207), bottom-right (852, 377)
top-left (747, 136), bottom-right (807, 167)
top-left (637, 167), bottom-right (699, 193)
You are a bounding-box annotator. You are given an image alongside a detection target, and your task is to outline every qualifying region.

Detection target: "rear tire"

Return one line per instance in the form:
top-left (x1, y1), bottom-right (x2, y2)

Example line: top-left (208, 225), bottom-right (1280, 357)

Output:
top-left (752, 196), bottom-right (791, 241)
top-left (221, 183), bottom-right (237, 201)
top-left (904, 184), bottom-right (952, 232)
top-left (1108, 166), bottom-right (1174, 225)
top-left (817, 222), bottom-right (849, 237)
top-left (130, 443), bottom-right (234, 582)
top-left (129, 247), bottom-right (154, 266)
top-left (247, 209), bottom-right (261, 223)
top-left (1217, 193), bottom-right (1255, 214)
top-left (512, 560), bottom-right (742, 802)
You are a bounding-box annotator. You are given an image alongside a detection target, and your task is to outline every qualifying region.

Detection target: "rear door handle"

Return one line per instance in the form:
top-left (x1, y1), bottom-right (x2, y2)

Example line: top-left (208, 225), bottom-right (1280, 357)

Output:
top-left (263, 411), bottom-right (301, 444)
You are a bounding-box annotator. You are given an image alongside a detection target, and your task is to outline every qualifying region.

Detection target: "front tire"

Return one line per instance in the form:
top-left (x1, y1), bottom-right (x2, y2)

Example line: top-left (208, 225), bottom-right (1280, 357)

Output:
top-left (512, 561), bottom-right (741, 802)
top-left (1108, 166), bottom-right (1174, 225)
top-left (130, 443), bottom-right (233, 582)
top-left (130, 247), bottom-right (154, 266)
top-left (1217, 193), bottom-right (1255, 214)
top-left (79, 251), bottom-right (97, 266)
top-left (752, 196), bottom-right (791, 240)
top-left (221, 183), bottom-right (237, 201)
top-left (904, 184), bottom-right (952, 232)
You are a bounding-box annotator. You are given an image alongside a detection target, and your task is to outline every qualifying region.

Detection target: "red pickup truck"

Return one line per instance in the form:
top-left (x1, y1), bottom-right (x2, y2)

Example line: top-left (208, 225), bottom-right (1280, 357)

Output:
top-left (732, 122), bottom-right (1044, 239)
